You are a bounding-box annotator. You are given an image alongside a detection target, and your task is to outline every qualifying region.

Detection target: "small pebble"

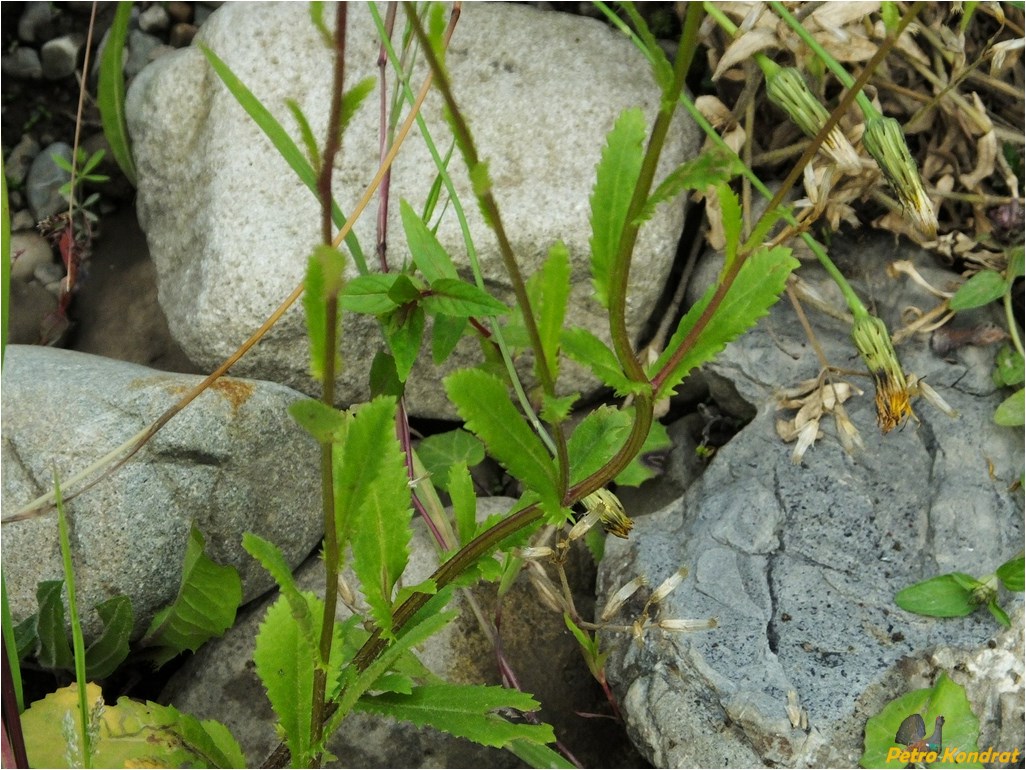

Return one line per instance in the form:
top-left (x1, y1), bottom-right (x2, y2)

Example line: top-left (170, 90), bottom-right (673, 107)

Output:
top-left (125, 29), bottom-right (162, 78)
top-left (138, 4), bottom-right (171, 33)
top-left (9, 231), bottom-right (55, 282)
top-left (169, 22), bottom-right (198, 48)
top-left (10, 210), bottom-right (37, 231)
top-left (26, 142), bottom-right (73, 221)
top-left (1, 47), bottom-right (43, 80)
top-left (41, 33), bottom-right (85, 80)
top-left (35, 261), bottom-right (66, 291)
top-left (17, 2), bottom-right (56, 44)
top-left (166, 1), bottom-right (194, 24)
top-left (5, 135), bottom-right (41, 187)
top-left (194, 3), bottom-right (218, 26)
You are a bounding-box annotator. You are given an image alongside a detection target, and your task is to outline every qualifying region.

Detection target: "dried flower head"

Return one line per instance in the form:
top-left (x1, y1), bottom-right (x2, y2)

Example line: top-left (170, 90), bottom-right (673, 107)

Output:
top-left (862, 115), bottom-right (938, 240)
top-left (851, 314), bottom-right (916, 432)
top-left (580, 489), bottom-right (633, 539)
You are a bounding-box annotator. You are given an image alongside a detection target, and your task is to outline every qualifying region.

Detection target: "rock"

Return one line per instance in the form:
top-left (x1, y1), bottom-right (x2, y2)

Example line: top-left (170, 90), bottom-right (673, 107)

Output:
top-left (34, 260), bottom-right (65, 293)
top-left (138, 4), bottom-right (170, 33)
top-left (17, 2), bottom-right (56, 44)
top-left (169, 22), bottom-right (198, 47)
top-left (6, 281), bottom-right (58, 345)
top-left (40, 33), bottom-right (85, 80)
top-left (597, 231), bottom-right (1024, 767)
top-left (26, 141), bottom-right (72, 220)
top-left (166, 1), bottom-right (194, 24)
top-left (5, 135), bottom-right (40, 187)
top-left (125, 29), bottom-right (163, 78)
top-left (10, 210), bottom-right (37, 231)
top-left (126, 2), bottom-right (700, 418)
top-left (2, 47), bottom-right (43, 81)
top-left (9, 230), bottom-right (54, 282)
top-left (161, 497), bottom-right (645, 767)
top-left (1, 346), bottom-right (323, 639)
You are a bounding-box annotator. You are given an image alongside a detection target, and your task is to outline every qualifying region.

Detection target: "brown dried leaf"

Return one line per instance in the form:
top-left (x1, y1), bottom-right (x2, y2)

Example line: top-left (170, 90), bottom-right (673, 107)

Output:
top-left (713, 27), bottom-right (780, 80)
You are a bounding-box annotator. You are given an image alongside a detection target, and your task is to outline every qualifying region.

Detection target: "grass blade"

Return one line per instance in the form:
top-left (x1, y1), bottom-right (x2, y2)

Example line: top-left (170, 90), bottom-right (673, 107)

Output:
top-left (97, 2), bottom-right (137, 186)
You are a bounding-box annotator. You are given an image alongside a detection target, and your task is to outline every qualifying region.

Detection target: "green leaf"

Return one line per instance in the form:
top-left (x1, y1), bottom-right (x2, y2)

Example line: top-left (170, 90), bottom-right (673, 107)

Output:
top-left (388, 273), bottom-right (424, 305)
top-left (286, 99), bottom-right (320, 172)
top-left (616, 2), bottom-right (674, 92)
top-left (987, 600), bottom-right (1010, 627)
top-left (561, 327), bottom-right (638, 395)
top-left (198, 43), bottom-right (366, 273)
top-left (35, 580), bottom-right (73, 670)
top-left (22, 683), bottom-right (246, 769)
top-left (242, 533), bottom-right (317, 648)
top-left (15, 613), bottom-right (37, 662)
top-left (355, 683), bottom-right (555, 749)
top-left (448, 463), bottom-right (478, 545)
top-left (422, 278), bottom-right (508, 317)
top-left (996, 556), bottom-right (1024, 591)
top-left (719, 183), bottom-right (743, 271)
top-left (302, 245), bottom-right (346, 382)
top-left (340, 77), bottom-right (376, 136)
top-left (370, 350), bottom-right (404, 399)
top-left (528, 242), bottom-right (571, 383)
top-left (402, 199), bottom-right (459, 282)
top-left (340, 274), bottom-right (401, 314)
top-left (289, 398), bottom-right (349, 444)
top-left (84, 596), bottom-right (133, 679)
top-left (97, 2), bottom-right (137, 185)
top-left (540, 393), bottom-right (579, 425)
top-left (860, 673), bottom-right (980, 769)
top-left (894, 574), bottom-right (975, 618)
top-left (949, 270), bottom-right (1007, 310)
top-left (386, 304), bottom-right (425, 383)
top-left (992, 345), bottom-right (1025, 387)
top-left (142, 526), bottom-right (242, 666)
top-left (254, 593), bottom-right (343, 766)
top-left (1007, 245), bottom-right (1024, 280)
top-left (635, 150), bottom-right (738, 226)
top-left (589, 108), bottom-right (646, 308)
top-left (994, 388), bottom-right (1025, 426)
top-left (651, 245), bottom-right (798, 400)
top-left (615, 418), bottom-right (671, 486)
top-left (566, 406), bottom-right (631, 485)
top-left (563, 614), bottom-right (608, 683)
top-left (335, 397), bottom-right (412, 637)
top-left (507, 738), bottom-right (577, 769)
top-left (417, 429), bottom-right (486, 486)
top-left (432, 314), bottom-right (467, 364)
top-left (445, 369), bottom-right (558, 507)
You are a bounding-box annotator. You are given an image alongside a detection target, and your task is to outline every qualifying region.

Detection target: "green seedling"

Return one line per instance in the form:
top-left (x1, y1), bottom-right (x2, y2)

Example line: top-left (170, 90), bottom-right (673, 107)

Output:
top-left (895, 555), bottom-right (1024, 627)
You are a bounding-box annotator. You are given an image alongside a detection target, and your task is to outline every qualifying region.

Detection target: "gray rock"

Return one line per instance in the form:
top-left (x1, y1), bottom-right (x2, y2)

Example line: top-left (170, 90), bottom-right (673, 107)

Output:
top-left (17, 2), bottom-right (56, 44)
top-left (2, 47), bottom-right (43, 81)
top-left (9, 230), bottom-right (54, 282)
top-left (26, 142), bottom-right (72, 220)
top-left (40, 33), bottom-right (85, 80)
top-left (125, 29), bottom-right (163, 78)
top-left (126, 2), bottom-right (700, 418)
top-left (6, 281), bottom-right (57, 345)
top-left (10, 210), bottom-right (37, 231)
top-left (1, 346), bottom-right (323, 639)
top-left (598, 232), bottom-right (1024, 767)
top-left (5, 135), bottom-right (41, 187)
top-left (138, 4), bottom-right (170, 33)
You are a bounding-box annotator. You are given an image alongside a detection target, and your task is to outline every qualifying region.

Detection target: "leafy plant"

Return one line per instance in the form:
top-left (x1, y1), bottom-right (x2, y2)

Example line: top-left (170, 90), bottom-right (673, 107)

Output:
top-left (895, 555), bottom-right (1025, 628)
top-left (97, 1), bottom-right (137, 186)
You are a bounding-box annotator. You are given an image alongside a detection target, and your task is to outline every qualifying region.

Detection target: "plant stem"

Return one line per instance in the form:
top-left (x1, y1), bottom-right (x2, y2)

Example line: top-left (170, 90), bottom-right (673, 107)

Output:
top-left (311, 6), bottom-right (348, 763)
top-left (1004, 290), bottom-right (1025, 358)
top-left (54, 471), bottom-right (92, 769)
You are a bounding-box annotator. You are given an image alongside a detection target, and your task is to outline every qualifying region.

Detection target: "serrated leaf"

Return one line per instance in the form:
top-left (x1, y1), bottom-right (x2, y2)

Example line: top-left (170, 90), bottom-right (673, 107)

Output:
top-left (567, 406), bottom-right (632, 485)
top-left (561, 327), bottom-right (638, 395)
top-left (860, 673), bottom-right (980, 769)
top-left (340, 76), bottom-right (376, 136)
top-left (254, 592), bottom-right (344, 766)
top-left (949, 270), bottom-right (1007, 310)
top-left (355, 683), bottom-right (555, 749)
top-left (651, 246), bottom-right (798, 399)
top-left (286, 99), bottom-right (320, 172)
top-left (445, 369), bottom-right (558, 507)
top-left (528, 242), bottom-right (571, 383)
top-left (97, 2), bottom-right (136, 186)
top-left (432, 314), bottom-right (467, 364)
top-left (894, 574), bottom-right (975, 618)
top-left (22, 682), bottom-right (246, 769)
top-left (142, 526), bottom-right (241, 666)
top-left (289, 398), bottom-right (349, 444)
top-left (540, 393), bottom-right (579, 425)
top-left (417, 429), bottom-right (486, 486)
top-left (402, 199), bottom-right (459, 283)
top-left (719, 183), bottom-right (743, 271)
top-left (335, 397), bottom-right (412, 637)
top-left (617, 2), bottom-right (674, 91)
top-left (635, 151), bottom-right (738, 226)
top-left (996, 556), bottom-right (1024, 591)
top-left (386, 305), bottom-right (425, 383)
top-left (35, 580), bottom-right (73, 670)
top-left (422, 278), bottom-right (508, 317)
top-left (242, 532), bottom-right (317, 648)
top-left (448, 463), bottom-right (477, 545)
top-left (994, 388), bottom-right (1024, 426)
top-left (590, 108), bottom-right (646, 308)
top-left (84, 596), bottom-right (133, 679)
top-left (615, 418), bottom-right (671, 486)
top-left (340, 273), bottom-right (401, 314)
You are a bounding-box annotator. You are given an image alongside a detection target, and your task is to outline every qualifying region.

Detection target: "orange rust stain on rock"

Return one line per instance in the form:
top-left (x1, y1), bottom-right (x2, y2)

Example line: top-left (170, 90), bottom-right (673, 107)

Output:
top-left (209, 379), bottom-right (255, 412)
